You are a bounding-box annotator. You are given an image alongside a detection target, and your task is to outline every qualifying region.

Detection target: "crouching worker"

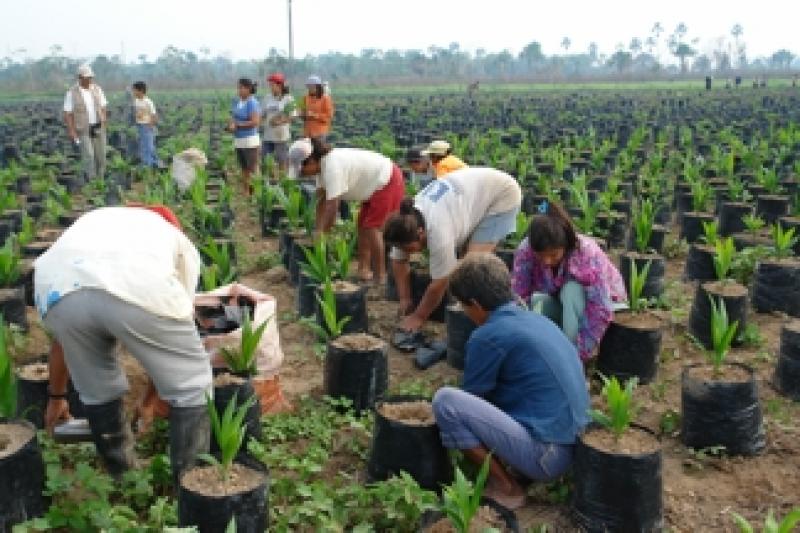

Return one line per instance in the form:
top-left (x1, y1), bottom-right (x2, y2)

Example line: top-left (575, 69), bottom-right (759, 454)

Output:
top-left (432, 254), bottom-right (589, 510)
top-left (36, 205), bottom-right (212, 484)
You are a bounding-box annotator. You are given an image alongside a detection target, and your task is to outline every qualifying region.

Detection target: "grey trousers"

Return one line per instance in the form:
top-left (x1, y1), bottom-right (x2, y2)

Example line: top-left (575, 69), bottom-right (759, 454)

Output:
top-left (78, 129), bottom-right (107, 180)
top-left (44, 289), bottom-right (212, 407)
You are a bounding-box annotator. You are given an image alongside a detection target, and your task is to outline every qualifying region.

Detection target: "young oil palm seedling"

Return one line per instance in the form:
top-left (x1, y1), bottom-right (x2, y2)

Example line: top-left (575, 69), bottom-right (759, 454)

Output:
top-left (331, 235), bottom-right (354, 281)
top-left (633, 198), bottom-right (656, 254)
top-left (589, 375), bottom-right (639, 441)
top-left (0, 316), bottom-right (17, 418)
top-left (742, 214), bottom-right (766, 240)
top-left (200, 238), bottom-right (237, 285)
top-left (701, 220), bottom-right (720, 246)
top-left (300, 236), bottom-right (332, 284)
top-left (505, 212), bottom-right (531, 249)
top-left (200, 392), bottom-right (257, 487)
top-left (708, 297), bottom-right (739, 378)
top-left (771, 224), bottom-right (798, 259)
top-left (307, 278), bottom-right (351, 341)
top-left (713, 237), bottom-right (736, 281)
top-left (14, 215), bottom-right (35, 248)
top-left (730, 507), bottom-right (800, 533)
top-left (440, 455), bottom-right (492, 533)
top-left (627, 259), bottom-right (652, 313)
top-left (0, 238), bottom-right (22, 288)
top-left (757, 167), bottom-right (782, 195)
top-left (690, 179), bottom-right (712, 213)
top-left (280, 188), bottom-right (305, 229)
top-left (220, 310), bottom-right (270, 376)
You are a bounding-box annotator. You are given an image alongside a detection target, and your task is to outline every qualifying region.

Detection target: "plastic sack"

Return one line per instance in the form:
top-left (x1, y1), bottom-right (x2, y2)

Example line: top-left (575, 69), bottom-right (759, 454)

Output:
top-left (171, 148), bottom-right (208, 192)
top-left (195, 283), bottom-right (283, 377)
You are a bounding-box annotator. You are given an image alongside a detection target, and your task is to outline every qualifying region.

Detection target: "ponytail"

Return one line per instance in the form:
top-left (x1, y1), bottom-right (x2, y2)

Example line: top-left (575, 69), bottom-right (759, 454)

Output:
top-left (384, 198), bottom-right (425, 246)
top-left (527, 200), bottom-right (578, 253)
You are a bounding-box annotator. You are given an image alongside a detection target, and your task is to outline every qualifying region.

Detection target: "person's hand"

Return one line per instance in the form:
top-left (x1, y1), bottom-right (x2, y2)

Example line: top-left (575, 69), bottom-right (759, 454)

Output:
top-left (44, 398), bottom-right (71, 434)
top-left (399, 298), bottom-right (414, 317)
top-left (269, 117), bottom-right (281, 127)
top-left (226, 120), bottom-right (236, 132)
top-left (400, 313), bottom-right (424, 332)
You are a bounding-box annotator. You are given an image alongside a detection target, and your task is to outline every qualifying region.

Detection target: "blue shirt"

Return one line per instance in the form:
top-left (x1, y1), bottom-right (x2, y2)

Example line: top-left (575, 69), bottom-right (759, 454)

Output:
top-left (463, 302), bottom-right (590, 444)
top-left (231, 96), bottom-right (261, 139)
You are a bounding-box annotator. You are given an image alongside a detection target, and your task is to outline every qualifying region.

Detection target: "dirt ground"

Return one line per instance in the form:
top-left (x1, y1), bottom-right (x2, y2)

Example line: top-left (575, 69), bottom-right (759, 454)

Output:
top-left (15, 201), bottom-right (799, 532)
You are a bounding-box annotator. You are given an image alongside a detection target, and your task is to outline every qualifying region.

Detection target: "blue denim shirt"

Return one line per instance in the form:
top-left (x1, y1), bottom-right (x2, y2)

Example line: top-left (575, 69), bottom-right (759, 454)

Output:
top-left (231, 96), bottom-right (261, 139)
top-left (462, 302), bottom-right (590, 444)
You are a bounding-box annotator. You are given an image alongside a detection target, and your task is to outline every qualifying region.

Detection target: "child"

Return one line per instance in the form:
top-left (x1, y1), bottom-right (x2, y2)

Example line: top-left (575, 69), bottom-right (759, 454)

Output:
top-left (432, 253), bottom-right (589, 509)
top-left (132, 81), bottom-right (158, 168)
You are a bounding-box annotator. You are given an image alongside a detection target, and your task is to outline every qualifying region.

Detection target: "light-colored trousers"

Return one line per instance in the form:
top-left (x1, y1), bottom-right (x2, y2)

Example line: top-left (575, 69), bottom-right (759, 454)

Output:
top-left (78, 128), bottom-right (107, 180)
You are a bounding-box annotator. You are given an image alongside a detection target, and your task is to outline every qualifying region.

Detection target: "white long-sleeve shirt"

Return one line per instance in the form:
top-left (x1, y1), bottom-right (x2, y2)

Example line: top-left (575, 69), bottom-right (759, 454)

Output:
top-left (34, 207), bottom-right (201, 321)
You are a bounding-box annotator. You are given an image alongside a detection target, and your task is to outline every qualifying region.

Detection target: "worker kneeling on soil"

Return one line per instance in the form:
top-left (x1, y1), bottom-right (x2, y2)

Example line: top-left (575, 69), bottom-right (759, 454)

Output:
top-left (384, 167), bottom-right (522, 332)
top-left (432, 254), bottom-right (589, 510)
top-left (35, 206), bottom-right (211, 483)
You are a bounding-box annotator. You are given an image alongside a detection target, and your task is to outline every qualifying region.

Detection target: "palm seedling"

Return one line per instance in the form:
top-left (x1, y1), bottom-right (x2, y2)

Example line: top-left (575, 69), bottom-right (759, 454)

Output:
top-left (757, 167), bottom-right (782, 195)
top-left (331, 235), bottom-right (354, 281)
top-left (200, 238), bottom-right (237, 286)
top-left (505, 212), bottom-right (531, 249)
top-left (701, 220), bottom-right (719, 246)
top-left (15, 215), bottom-right (35, 248)
top-left (633, 198), bottom-right (656, 254)
top-left (771, 224), bottom-right (798, 259)
top-left (0, 316), bottom-right (17, 418)
top-left (200, 392), bottom-right (257, 488)
top-left (307, 278), bottom-right (351, 341)
top-left (627, 258), bottom-right (652, 313)
top-left (441, 455), bottom-right (492, 533)
top-left (708, 297), bottom-right (739, 377)
top-left (220, 310), bottom-right (270, 377)
top-left (281, 188), bottom-right (304, 230)
top-left (727, 177), bottom-right (748, 203)
top-left (742, 214), bottom-right (766, 241)
top-left (690, 179), bottom-right (712, 213)
top-left (0, 239), bottom-right (21, 288)
top-left (730, 507), bottom-right (800, 533)
top-left (589, 375), bottom-right (639, 441)
top-left (713, 237), bottom-right (736, 281)
top-left (300, 236), bottom-right (332, 284)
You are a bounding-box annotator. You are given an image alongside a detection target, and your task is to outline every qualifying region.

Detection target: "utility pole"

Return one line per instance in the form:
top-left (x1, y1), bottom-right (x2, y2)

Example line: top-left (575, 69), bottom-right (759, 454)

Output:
top-left (287, 0), bottom-right (294, 61)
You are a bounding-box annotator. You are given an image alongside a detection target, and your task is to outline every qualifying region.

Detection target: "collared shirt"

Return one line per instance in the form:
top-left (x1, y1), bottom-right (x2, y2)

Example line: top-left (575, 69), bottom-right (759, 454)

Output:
top-left (34, 207), bottom-right (201, 321)
top-left (512, 234), bottom-right (627, 361)
top-left (463, 302), bottom-right (590, 444)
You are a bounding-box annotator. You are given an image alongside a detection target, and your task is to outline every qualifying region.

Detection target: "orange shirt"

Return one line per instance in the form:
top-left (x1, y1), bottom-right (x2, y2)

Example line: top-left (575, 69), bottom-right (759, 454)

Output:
top-left (433, 154), bottom-right (467, 177)
top-left (303, 94), bottom-right (334, 138)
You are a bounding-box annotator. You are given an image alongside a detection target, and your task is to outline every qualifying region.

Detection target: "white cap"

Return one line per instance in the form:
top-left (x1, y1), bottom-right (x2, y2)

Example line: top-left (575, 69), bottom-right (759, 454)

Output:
top-left (77, 64), bottom-right (94, 78)
top-left (306, 75), bottom-right (322, 86)
top-left (286, 138), bottom-right (314, 179)
top-left (421, 140), bottom-right (451, 157)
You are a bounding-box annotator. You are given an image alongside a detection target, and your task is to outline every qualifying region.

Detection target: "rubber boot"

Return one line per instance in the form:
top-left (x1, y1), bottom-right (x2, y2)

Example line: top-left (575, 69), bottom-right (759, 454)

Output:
top-left (83, 398), bottom-right (134, 479)
top-left (169, 405), bottom-right (210, 489)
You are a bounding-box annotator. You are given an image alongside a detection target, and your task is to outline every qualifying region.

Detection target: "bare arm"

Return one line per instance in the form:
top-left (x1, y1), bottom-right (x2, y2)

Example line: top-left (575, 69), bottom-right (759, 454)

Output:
top-left (411, 277), bottom-right (449, 322)
top-left (64, 112), bottom-right (77, 141)
top-left (316, 198), bottom-right (340, 233)
top-left (44, 341), bottom-right (72, 433)
top-left (235, 111), bottom-right (261, 129)
top-left (100, 106), bottom-right (107, 124)
top-left (392, 258), bottom-right (413, 313)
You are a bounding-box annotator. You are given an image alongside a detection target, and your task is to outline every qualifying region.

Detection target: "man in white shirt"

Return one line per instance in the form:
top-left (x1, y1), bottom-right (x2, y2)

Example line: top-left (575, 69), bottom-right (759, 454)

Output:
top-left (63, 64), bottom-right (108, 180)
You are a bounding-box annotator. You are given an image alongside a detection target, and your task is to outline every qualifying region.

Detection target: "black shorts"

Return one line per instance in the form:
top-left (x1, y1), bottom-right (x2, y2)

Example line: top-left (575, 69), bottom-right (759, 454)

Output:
top-left (236, 147), bottom-right (259, 171)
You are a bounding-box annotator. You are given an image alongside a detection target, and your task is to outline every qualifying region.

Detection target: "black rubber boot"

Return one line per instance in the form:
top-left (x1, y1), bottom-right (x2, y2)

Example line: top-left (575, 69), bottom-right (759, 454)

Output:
top-left (169, 405), bottom-right (211, 489)
top-left (83, 398), bottom-right (134, 479)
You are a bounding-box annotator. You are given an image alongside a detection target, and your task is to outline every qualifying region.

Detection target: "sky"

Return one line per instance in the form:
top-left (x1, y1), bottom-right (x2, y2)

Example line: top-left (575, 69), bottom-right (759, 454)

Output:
top-left (1, 0), bottom-right (798, 63)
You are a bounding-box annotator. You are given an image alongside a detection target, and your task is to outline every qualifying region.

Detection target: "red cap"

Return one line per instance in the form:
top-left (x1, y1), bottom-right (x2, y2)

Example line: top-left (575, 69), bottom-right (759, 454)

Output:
top-left (267, 72), bottom-right (285, 85)
top-left (127, 202), bottom-right (182, 230)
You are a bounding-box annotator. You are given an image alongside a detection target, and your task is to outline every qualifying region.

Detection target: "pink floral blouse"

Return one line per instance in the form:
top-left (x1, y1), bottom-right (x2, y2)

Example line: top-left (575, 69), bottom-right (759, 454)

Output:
top-left (512, 235), bottom-right (627, 361)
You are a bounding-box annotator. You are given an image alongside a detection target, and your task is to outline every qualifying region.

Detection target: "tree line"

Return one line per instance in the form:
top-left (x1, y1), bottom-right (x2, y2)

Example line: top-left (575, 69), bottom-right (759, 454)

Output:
top-left (1, 22), bottom-right (797, 92)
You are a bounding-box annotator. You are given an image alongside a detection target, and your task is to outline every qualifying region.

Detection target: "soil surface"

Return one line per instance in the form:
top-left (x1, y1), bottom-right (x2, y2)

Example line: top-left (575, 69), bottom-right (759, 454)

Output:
top-left (427, 506), bottom-right (509, 532)
top-left (213, 373), bottom-right (246, 387)
top-left (615, 310), bottom-right (663, 330)
top-left (181, 463), bottom-right (266, 496)
top-left (686, 363), bottom-right (753, 383)
top-left (0, 422), bottom-right (35, 458)
top-left (582, 425), bottom-right (661, 455)
top-left (330, 333), bottom-right (385, 351)
top-left (332, 280), bottom-right (361, 293)
top-left (379, 400), bottom-right (436, 426)
top-left (704, 280), bottom-right (748, 298)
top-left (784, 320), bottom-right (800, 336)
top-left (17, 361), bottom-right (49, 381)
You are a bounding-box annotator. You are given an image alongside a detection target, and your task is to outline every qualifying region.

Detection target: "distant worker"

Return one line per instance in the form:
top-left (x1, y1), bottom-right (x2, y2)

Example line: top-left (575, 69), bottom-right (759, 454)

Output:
top-left (384, 167), bottom-right (522, 332)
top-left (287, 137), bottom-right (404, 283)
top-left (422, 140), bottom-right (467, 178)
top-left (405, 146), bottom-right (434, 189)
top-left (262, 72), bottom-right (297, 177)
top-left (228, 78), bottom-right (262, 194)
top-left (301, 75), bottom-right (334, 142)
top-left (63, 64), bottom-right (107, 180)
top-left (132, 81), bottom-right (159, 168)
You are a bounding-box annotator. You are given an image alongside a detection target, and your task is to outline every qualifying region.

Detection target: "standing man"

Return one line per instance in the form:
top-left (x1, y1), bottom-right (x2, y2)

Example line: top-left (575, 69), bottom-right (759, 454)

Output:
top-left (63, 64), bottom-right (108, 180)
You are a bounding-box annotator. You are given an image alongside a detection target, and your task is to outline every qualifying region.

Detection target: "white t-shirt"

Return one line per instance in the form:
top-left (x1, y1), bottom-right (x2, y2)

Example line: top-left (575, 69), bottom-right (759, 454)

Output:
top-left (34, 207), bottom-right (201, 321)
top-left (317, 148), bottom-right (393, 202)
top-left (262, 93), bottom-right (296, 142)
top-left (63, 85), bottom-right (108, 125)
top-left (391, 167), bottom-right (522, 279)
top-left (134, 96), bottom-right (157, 125)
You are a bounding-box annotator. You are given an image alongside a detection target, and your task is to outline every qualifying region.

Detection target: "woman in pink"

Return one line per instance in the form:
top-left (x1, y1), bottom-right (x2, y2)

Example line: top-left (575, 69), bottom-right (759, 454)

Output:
top-left (511, 201), bottom-right (626, 362)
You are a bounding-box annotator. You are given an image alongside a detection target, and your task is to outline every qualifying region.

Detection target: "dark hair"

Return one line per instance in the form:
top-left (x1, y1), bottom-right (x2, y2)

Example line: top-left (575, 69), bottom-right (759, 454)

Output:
top-left (527, 200), bottom-right (578, 253)
top-left (280, 83), bottom-right (290, 96)
top-left (383, 198), bottom-right (426, 246)
top-left (306, 136), bottom-right (333, 163)
top-left (238, 77), bottom-right (257, 95)
top-left (132, 81), bottom-right (147, 93)
top-left (449, 253), bottom-right (515, 312)
top-left (309, 84), bottom-right (324, 98)
top-left (405, 146), bottom-right (426, 163)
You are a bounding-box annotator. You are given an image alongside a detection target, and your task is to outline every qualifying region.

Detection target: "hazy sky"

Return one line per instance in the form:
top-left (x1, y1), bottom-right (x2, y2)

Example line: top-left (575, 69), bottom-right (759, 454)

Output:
top-left (2, 0), bottom-right (798, 63)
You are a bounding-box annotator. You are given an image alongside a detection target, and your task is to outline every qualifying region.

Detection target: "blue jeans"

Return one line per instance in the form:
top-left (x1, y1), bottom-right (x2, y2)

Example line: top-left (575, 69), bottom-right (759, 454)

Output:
top-left (137, 124), bottom-right (158, 167)
top-left (470, 207), bottom-right (521, 245)
top-left (432, 387), bottom-right (574, 481)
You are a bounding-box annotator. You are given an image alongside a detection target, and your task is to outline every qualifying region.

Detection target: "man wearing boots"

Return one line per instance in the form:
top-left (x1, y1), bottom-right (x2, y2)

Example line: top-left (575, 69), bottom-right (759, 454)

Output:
top-left (36, 205), bottom-right (212, 485)
top-left (63, 64), bottom-right (108, 180)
